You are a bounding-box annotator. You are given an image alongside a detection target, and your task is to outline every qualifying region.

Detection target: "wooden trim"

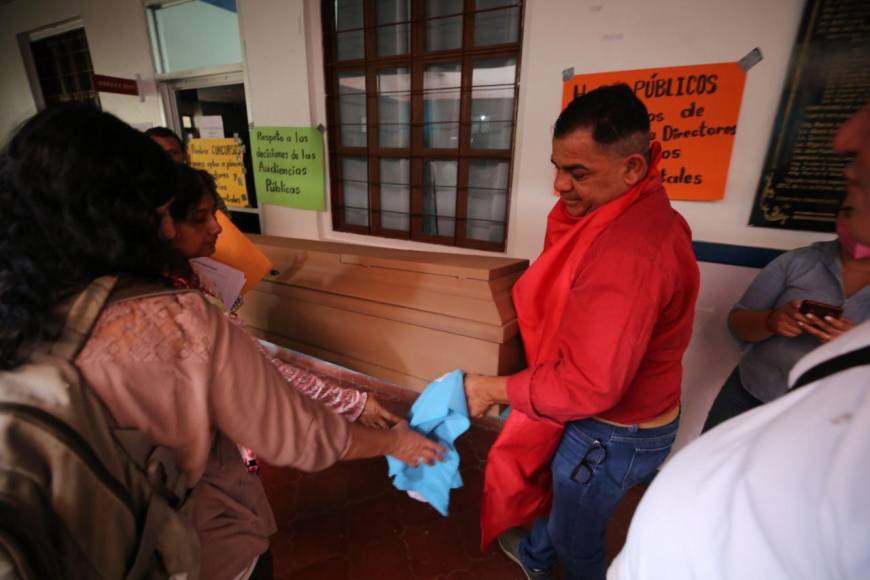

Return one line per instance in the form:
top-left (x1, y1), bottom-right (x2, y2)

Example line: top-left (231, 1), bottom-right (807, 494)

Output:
top-left (456, 235), bottom-right (505, 252)
top-left (412, 230), bottom-right (457, 246)
top-left (374, 227), bottom-right (412, 239)
top-left (365, 36), bottom-right (379, 231)
top-left (336, 222), bottom-right (371, 236)
top-left (322, 3), bottom-right (342, 231)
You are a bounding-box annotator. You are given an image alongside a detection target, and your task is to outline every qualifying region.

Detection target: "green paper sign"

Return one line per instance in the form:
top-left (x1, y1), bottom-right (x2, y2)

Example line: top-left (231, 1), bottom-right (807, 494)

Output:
top-left (251, 126), bottom-right (325, 211)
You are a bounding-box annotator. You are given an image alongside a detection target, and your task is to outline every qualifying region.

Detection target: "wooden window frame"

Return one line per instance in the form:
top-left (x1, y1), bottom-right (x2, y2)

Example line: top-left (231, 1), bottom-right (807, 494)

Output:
top-left (322, 0), bottom-right (523, 251)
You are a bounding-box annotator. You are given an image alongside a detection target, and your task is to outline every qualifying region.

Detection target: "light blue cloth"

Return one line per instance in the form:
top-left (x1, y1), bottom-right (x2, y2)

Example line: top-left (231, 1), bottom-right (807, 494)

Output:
top-left (386, 369), bottom-right (469, 516)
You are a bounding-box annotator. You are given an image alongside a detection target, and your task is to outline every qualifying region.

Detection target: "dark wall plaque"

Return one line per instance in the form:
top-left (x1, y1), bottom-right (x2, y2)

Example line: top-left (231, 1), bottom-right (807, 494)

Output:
top-left (750, 0), bottom-right (870, 231)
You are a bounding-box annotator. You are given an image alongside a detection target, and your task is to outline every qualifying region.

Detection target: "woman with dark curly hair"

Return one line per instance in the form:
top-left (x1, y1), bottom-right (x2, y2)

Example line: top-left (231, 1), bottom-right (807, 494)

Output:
top-left (0, 105), bottom-right (178, 369)
top-left (0, 105), bottom-right (443, 580)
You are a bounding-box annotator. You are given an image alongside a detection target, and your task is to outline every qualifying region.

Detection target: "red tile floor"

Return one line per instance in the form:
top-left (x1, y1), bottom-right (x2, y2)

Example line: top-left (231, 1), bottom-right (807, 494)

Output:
top-left (259, 418), bottom-right (646, 579)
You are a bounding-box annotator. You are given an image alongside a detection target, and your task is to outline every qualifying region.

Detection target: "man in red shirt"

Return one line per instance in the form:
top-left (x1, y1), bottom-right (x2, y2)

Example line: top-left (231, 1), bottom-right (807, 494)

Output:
top-left (465, 84), bottom-right (700, 580)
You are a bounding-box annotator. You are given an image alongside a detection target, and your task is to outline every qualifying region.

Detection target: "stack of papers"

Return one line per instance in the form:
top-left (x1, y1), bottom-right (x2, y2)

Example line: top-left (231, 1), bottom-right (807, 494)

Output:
top-left (190, 257), bottom-right (246, 311)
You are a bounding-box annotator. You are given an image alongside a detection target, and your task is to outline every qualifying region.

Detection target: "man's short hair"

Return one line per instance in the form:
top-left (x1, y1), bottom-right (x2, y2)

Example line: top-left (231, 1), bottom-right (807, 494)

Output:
top-left (554, 84), bottom-right (650, 154)
top-left (143, 126), bottom-right (186, 153)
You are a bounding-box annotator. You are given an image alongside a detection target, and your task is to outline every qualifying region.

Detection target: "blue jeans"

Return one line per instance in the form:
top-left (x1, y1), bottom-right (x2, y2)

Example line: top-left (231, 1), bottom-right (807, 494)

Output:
top-left (518, 417), bottom-right (679, 580)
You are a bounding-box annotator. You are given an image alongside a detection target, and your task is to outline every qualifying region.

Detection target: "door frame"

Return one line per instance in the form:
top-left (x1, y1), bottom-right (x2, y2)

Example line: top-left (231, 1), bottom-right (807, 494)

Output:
top-left (157, 67), bottom-right (263, 230)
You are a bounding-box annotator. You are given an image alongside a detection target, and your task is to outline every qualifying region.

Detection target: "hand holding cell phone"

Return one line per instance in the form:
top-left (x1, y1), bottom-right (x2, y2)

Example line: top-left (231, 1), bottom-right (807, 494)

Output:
top-left (798, 300), bottom-right (844, 319)
top-left (797, 300), bottom-right (854, 343)
top-left (766, 299), bottom-right (808, 337)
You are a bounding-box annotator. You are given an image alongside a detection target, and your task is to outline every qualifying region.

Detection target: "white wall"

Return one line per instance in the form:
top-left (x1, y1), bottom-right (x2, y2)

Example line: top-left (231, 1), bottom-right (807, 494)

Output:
top-left (0, 0), bottom-right (162, 138)
top-left (674, 260), bottom-right (758, 454)
top-left (237, 0), bottom-right (322, 241)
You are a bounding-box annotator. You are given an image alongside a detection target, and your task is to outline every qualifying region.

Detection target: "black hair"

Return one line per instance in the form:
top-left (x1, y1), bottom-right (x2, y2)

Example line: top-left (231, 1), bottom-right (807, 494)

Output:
top-left (170, 164), bottom-right (221, 222)
top-left (554, 84), bottom-right (650, 153)
top-left (0, 104), bottom-right (177, 369)
top-left (144, 126), bottom-right (186, 153)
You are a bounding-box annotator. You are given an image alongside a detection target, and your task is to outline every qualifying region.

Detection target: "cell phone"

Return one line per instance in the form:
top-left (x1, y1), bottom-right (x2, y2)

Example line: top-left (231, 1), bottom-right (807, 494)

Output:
top-left (799, 300), bottom-right (844, 319)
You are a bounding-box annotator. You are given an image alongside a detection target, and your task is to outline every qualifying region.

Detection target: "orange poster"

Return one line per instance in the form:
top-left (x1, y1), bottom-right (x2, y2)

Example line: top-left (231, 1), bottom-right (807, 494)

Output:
top-left (562, 63), bottom-right (747, 201)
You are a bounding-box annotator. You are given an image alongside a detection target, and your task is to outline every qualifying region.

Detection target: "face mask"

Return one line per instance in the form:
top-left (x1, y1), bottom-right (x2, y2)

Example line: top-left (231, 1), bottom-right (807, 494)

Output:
top-left (837, 220), bottom-right (870, 259)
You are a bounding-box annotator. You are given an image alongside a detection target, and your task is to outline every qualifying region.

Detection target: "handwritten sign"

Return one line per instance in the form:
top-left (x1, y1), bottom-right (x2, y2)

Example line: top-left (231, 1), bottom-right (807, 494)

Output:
top-left (189, 138), bottom-right (249, 208)
top-left (562, 63), bottom-right (747, 201)
top-left (251, 127), bottom-right (325, 211)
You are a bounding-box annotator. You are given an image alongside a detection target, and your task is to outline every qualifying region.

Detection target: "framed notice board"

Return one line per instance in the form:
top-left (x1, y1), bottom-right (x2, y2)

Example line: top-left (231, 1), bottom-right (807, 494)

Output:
top-left (750, 0), bottom-right (870, 232)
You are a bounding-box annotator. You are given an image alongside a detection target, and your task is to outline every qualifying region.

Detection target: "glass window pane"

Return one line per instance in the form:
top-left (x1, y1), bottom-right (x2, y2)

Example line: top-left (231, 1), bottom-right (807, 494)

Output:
top-left (150, 0), bottom-right (242, 74)
top-left (338, 70), bottom-right (367, 147)
top-left (471, 57), bottom-right (516, 149)
top-left (378, 67), bottom-right (410, 148)
top-left (337, 29), bottom-right (365, 60)
top-left (426, 0), bottom-right (463, 51)
top-left (376, 0), bottom-right (409, 24)
top-left (423, 63), bottom-right (462, 148)
top-left (342, 157), bottom-right (369, 226)
top-left (40, 75), bottom-right (61, 98)
top-left (339, 93), bottom-right (366, 124)
top-left (341, 124), bottom-right (367, 147)
top-left (428, 0), bottom-right (463, 17)
top-left (425, 16), bottom-right (463, 51)
top-left (338, 69), bottom-right (366, 95)
top-left (470, 120), bottom-right (512, 149)
top-left (377, 23), bottom-right (410, 56)
top-left (474, 6), bottom-right (520, 46)
top-left (423, 160), bottom-right (457, 237)
top-left (467, 160), bottom-right (509, 242)
top-left (336, 0), bottom-right (364, 30)
top-left (472, 56), bottom-right (516, 87)
top-left (77, 72), bottom-right (94, 91)
top-left (73, 50), bottom-right (90, 72)
top-left (380, 158), bottom-right (410, 231)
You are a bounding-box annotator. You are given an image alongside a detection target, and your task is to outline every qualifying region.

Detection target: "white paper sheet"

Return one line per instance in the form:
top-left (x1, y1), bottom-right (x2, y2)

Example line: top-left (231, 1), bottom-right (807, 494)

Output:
top-left (190, 257), bottom-right (246, 310)
top-left (195, 115), bottom-right (225, 139)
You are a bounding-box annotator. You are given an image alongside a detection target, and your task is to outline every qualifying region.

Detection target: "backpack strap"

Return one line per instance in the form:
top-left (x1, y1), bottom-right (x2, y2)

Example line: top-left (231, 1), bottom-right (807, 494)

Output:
top-left (50, 276), bottom-right (198, 498)
top-left (114, 430), bottom-right (189, 506)
top-left (791, 344), bottom-right (870, 390)
top-left (48, 276), bottom-right (119, 362)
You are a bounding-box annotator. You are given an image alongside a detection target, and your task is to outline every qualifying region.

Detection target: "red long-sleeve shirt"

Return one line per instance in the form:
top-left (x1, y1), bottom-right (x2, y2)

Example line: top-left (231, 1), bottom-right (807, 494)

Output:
top-left (507, 188), bottom-right (699, 425)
